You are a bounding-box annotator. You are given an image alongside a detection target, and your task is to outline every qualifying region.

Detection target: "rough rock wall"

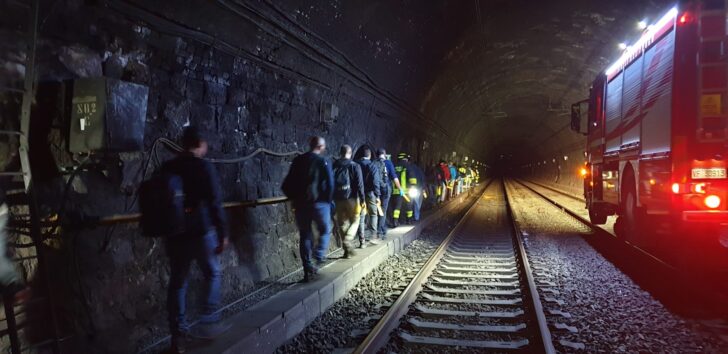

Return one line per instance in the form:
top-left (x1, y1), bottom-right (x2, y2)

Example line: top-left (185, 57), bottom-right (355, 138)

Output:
top-left (0, 1), bottom-right (475, 352)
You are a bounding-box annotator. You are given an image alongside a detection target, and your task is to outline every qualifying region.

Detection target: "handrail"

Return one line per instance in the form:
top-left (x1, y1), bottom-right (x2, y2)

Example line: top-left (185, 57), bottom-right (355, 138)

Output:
top-left (97, 196), bottom-right (289, 226)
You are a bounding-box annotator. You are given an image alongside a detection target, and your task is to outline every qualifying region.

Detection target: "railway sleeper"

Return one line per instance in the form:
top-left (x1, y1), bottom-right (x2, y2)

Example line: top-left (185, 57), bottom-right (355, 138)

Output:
top-left (399, 331), bottom-right (530, 349)
top-left (407, 318), bottom-right (527, 333)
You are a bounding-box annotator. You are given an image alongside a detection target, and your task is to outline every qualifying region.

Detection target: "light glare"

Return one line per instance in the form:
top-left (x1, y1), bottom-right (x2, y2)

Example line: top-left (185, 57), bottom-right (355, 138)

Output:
top-left (606, 7), bottom-right (678, 76)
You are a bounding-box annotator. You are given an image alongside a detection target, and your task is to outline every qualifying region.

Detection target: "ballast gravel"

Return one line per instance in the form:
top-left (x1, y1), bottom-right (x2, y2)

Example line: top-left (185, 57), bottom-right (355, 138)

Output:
top-left (275, 207), bottom-right (467, 353)
top-left (506, 181), bottom-right (725, 353)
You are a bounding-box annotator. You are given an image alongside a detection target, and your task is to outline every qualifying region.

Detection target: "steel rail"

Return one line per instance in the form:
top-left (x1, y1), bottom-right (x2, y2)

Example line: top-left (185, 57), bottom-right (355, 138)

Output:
top-left (513, 180), bottom-right (601, 234)
top-left (511, 179), bottom-right (678, 271)
top-left (503, 180), bottom-right (556, 354)
top-left (519, 178), bottom-right (585, 202)
top-left (352, 180), bottom-right (492, 354)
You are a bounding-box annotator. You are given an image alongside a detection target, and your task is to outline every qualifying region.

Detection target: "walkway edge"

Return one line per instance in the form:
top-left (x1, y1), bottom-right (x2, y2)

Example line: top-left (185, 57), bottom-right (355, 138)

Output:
top-left (187, 185), bottom-right (485, 354)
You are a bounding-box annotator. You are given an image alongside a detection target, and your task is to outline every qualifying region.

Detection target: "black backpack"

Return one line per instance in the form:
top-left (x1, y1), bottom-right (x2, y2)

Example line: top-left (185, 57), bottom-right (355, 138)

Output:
top-left (138, 172), bottom-right (186, 237)
top-left (333, 160), bottom-right (352, 200)
top-left (374, 159), bottom-right (388, 183)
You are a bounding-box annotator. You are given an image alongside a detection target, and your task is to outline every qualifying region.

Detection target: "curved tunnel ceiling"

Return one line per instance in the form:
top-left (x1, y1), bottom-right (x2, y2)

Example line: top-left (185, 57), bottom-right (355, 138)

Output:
top-left (423, 0), bottom-right (672, 163)
top-left (279, 0), bottom-right (673, 164)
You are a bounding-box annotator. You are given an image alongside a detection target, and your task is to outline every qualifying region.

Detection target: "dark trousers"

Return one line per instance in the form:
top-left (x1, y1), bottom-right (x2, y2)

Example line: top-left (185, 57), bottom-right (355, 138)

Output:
top-left (377, 187), bottom-right (391, 237)
top-left (294, 202), bottom-right (332, 271)
top-left (392, 194), bottom-right (412, 224)
top-left (166, 231), bottom-right (222, 336)
top-left (359, 196), bottom-right (378, 242)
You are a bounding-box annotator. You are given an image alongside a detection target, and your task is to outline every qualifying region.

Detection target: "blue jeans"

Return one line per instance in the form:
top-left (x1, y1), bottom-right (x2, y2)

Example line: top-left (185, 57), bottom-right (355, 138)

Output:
top-left (295, 202), bottom-right (332, 271)
top-left (166, 231), bottom-right (222, 336)
top-left (413, 193), bottom-right (423, 221)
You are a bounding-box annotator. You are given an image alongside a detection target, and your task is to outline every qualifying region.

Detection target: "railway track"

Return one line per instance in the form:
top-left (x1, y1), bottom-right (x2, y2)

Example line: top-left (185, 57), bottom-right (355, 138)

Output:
top-left (353, 179), bottom-right (555, 354)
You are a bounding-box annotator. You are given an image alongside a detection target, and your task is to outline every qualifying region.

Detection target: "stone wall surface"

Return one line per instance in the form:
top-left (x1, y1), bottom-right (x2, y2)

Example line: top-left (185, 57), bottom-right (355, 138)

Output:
top-left (0, 1), bottom-right (478, 352)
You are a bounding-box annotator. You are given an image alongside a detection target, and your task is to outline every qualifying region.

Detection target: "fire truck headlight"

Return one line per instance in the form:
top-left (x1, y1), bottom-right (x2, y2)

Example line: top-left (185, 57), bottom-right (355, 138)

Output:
top-left (705, 195), bottom-right (721, 209)
top-left (408, 187), bottom-right (420, 199)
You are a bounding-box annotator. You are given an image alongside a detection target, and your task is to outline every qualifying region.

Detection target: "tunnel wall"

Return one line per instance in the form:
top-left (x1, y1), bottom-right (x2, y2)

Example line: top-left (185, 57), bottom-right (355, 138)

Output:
top-left (0, 1), bottom-right (473, 352)
top-left (520, 142), bottom-right (586, 197)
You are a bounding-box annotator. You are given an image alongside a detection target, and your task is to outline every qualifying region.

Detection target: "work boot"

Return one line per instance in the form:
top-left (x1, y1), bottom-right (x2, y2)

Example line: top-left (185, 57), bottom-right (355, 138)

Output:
top-left (170, 334), bottom-right (190, 354)
top-left (358, 240), bottom-right (367, 249)
top-left (303, 266), bottom-right (319, 282)
top-left (343, 248), bottom-right (356, 259)
top-left (368, 239), bottom-right (379, 245)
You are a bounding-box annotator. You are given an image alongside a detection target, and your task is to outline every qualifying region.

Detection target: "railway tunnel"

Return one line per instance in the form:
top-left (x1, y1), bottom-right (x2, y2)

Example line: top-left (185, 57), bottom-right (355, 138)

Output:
top-left (1, 0), bottom-right (727, 353)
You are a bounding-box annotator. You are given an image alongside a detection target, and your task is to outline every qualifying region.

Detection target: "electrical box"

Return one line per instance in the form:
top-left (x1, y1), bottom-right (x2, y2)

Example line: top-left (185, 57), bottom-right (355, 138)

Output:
top-left (322, 102), bottom-right (339, 122)
top-left (69, 78), bottom-right (148, 153)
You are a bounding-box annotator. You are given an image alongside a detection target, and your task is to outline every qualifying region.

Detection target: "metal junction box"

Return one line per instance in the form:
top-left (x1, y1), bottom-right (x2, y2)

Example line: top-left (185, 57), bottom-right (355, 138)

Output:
top-left (69, 78), bottom-right (148, 153)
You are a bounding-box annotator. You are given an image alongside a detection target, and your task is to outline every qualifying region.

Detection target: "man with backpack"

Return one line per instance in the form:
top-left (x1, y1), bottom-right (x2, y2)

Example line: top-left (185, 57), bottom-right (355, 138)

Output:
top-left (374, 148), bottom-right (399, 240)
top-left (332, 145), bottom-right (364, 258)
top-left (354, 146), bottom-right (381, 248)
top-left (157, 126), bottom-right (228, 353)
top-left (281, 136), bottom-right (334, 281)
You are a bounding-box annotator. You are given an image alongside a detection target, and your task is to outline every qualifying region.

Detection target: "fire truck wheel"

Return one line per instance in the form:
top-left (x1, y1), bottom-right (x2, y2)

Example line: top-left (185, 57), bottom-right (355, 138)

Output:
top-left (588, 206), bottom-right (608, 224)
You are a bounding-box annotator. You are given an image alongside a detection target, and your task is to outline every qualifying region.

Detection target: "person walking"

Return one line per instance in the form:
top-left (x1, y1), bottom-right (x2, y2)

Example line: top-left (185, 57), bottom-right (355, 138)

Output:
top-left (282, 136), bottom-right (334, 281)
top-left (408, 158), bottom-right (426, 221)
top-left (437, 160), bottom-right (450, 203)
top-left (161, 126), bottom-right (229, 353)
top-left (449, 162), bottom-right (459, 196)
top-left (332, 145), bottom-right (364, 258)
top-left (354, 146), bottom-right (381, 248)
top-left (374, 148), bottom-right (399, 240)
top-left (392, 152), bottom-right (414, 226)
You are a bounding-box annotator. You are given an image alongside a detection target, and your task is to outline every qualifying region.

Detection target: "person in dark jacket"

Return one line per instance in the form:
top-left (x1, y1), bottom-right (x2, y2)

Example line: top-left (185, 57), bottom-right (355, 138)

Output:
top-left (354, 145), bottom-right (381, 248)
top-left (374, 148), bottom-right (399, 240)
top-left (332, 145), bottom-right (364, 258)
top-left (282, 136), bottom-right (334, 281)
top-left (161, 126), bottom-right (229, 352)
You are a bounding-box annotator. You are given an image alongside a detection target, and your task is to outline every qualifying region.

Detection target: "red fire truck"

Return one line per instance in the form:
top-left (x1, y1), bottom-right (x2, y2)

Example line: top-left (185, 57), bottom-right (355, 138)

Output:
top-left (570, 1), bottom-right (728, 267)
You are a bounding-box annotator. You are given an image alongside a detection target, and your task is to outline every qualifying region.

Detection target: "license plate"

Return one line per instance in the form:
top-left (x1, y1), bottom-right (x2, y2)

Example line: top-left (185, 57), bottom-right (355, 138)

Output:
top-left (692, 167), bottom-right (727, 179)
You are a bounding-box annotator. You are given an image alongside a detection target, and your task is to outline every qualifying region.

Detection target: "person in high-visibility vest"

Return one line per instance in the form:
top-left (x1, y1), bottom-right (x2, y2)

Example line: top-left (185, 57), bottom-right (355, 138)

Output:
top-left (458, 165), bottom-right (468, 191)
top-left (392, 152), bottom-right (414, 226)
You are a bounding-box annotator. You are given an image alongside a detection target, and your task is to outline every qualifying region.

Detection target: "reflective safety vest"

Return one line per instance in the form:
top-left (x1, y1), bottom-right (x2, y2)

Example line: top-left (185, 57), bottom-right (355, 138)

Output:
top-left (393, 165), bottom-right (418, 194)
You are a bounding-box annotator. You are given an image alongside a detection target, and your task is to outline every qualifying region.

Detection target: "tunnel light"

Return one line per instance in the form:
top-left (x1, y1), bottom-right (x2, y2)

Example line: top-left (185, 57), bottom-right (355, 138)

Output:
top-left (618, 42), bottom-right (628, 50)
top-left (637, 20), bottom-right (648, 30)
top-left (606, 7), bottom-right (678, 76)
top-left (579, 168), bottom-right (588, 178)
top-left (563, 155), bottom-right (568, 161)
top-left (705, 195), bottom-right (721, 209)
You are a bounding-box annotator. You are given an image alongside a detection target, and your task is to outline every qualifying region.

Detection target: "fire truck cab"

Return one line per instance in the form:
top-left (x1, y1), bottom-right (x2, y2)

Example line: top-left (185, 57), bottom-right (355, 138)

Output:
top-left (570, 1), bottom-right (728, 266)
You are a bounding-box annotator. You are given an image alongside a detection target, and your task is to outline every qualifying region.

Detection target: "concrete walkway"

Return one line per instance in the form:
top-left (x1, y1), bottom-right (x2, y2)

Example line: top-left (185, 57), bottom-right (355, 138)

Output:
top-left (187, 188), bottom-right (481, 353)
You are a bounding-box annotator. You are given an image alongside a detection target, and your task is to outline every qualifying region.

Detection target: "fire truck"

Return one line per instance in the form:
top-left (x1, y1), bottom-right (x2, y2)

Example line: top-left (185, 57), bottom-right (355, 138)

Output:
top-left (570, 1), bottom-right (728, 267)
